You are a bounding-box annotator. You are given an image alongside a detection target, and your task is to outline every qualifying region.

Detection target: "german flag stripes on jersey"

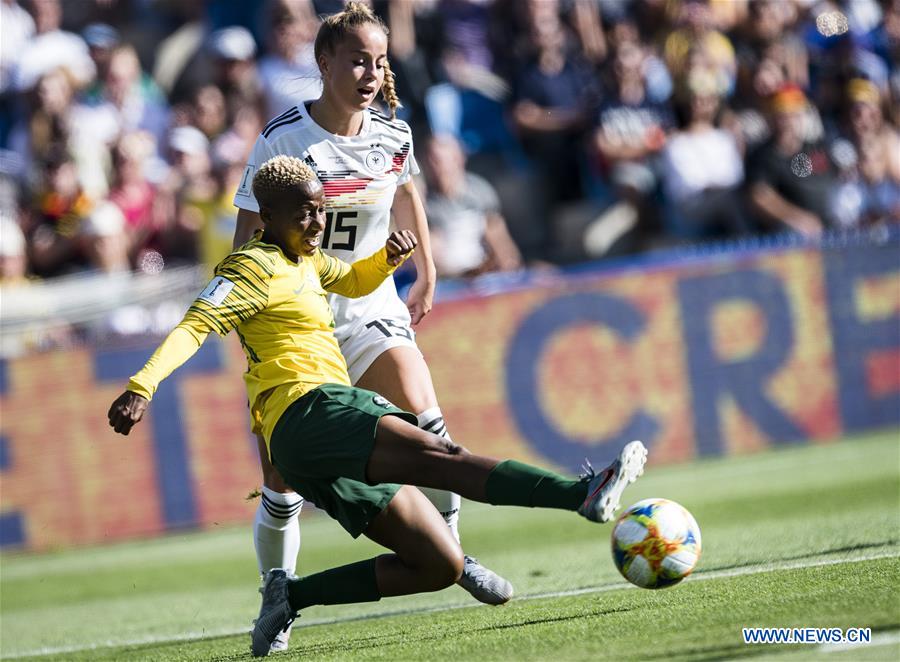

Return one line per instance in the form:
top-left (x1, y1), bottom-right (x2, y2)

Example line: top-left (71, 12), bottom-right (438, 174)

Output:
top-left (234, 103), bottom-right (419, 340)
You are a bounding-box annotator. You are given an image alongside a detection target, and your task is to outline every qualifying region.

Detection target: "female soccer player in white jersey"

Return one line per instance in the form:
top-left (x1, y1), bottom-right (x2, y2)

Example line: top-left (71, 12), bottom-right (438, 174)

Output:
top-left (231, 4), bottom-right (508, 647)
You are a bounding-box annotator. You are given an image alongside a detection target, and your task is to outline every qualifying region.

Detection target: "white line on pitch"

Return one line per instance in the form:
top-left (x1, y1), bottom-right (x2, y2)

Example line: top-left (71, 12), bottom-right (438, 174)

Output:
top-left (4, 548), bottom-right (898, 659)
top-left (819, 630), bottom-right (900, 653)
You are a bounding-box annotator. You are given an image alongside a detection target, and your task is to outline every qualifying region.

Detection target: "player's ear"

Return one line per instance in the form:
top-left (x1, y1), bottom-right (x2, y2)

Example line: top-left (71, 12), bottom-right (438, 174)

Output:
top-left (258, 206), bottom-right (272, 224)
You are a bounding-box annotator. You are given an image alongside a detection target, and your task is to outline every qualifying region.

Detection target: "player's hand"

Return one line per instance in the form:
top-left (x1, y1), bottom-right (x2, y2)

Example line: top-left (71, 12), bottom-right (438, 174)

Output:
top-left (107, 391), bottom-right (149, 436)
top-left (385, 229), bottom-right (417, 266)
top-left (406, 275), bottom-right (435, 325)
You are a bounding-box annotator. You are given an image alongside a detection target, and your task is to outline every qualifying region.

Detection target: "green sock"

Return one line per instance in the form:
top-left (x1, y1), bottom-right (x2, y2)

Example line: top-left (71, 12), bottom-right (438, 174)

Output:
top-left (485, 460), bottom-right (587, 511)
top-left (287, 557), bottom-right (381, 612)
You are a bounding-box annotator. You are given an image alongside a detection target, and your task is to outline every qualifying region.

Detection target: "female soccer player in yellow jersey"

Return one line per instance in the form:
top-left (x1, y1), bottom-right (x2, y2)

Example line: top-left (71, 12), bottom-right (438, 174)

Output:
top-left (108, 156), bottom-right (648, 658)
top-left (231, 3), bottom-right (509, 634)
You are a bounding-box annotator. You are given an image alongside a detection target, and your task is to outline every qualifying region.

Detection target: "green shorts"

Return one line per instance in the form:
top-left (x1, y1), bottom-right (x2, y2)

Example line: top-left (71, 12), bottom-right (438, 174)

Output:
top-left (269, 383), bottom-right (418, 538)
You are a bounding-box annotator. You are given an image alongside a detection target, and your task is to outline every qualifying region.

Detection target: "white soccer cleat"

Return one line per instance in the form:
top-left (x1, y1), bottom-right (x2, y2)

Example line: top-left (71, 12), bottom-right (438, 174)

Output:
top-left (457, 555), bottom-right (514, 605)
top-left (250, 569), bottom-right (297, 657)
top-left (577, 440), bottom-right (648, 523)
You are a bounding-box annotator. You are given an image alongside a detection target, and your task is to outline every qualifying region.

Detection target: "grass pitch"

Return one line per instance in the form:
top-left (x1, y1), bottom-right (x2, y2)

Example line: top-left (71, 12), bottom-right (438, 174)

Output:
top-left (2, 430), bottom-right (898, 661)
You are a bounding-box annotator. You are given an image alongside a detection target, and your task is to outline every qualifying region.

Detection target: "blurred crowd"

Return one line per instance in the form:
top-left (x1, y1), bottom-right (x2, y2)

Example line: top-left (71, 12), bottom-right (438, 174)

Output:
top-left (0, 0), bottom-right (898, 289)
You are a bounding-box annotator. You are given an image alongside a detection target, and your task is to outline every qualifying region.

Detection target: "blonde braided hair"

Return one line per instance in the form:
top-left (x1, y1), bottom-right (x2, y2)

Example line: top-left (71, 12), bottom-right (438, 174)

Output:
top-left (314, 1), bottom-right (402, 119)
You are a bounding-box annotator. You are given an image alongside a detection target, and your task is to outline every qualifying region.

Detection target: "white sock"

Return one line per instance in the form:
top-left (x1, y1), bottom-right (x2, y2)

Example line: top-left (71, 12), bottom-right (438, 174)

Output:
top-left (253, 485), bottom-right (303, 576)
top-left (417, 406), bottom-right (462, 543)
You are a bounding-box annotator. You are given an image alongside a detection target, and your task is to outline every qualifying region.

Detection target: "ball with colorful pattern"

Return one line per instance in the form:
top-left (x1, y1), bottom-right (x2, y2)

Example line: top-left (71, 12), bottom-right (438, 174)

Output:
top-left (611, 498), bottom-right (701, 589)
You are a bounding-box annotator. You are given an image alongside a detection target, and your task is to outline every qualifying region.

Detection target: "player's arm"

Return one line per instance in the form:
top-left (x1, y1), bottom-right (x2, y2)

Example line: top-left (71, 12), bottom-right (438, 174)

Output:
top-left (108, 257), bottom-right (269, 435)
top-left (232, 133), bottom-right (275, 249)
top-left (316, 230), bottom-right (417, 298)
top-left (107, 313), bottom-right (213, 435)
top-left (392, 180), bottom-right (436, 324)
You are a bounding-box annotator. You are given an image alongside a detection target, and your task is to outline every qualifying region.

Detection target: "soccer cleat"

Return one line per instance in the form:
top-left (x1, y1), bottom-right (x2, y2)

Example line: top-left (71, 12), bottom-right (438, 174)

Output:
top-left (250, 569), bottom-right (297, 657)
top-left (269, 622), bottom-right (292, 653)
top-left (457, 555), bottom-right (514, 605)
top-left (577, 440), bottom-right (648, 523)
top-left (258, 581), bottom-right (294, 653)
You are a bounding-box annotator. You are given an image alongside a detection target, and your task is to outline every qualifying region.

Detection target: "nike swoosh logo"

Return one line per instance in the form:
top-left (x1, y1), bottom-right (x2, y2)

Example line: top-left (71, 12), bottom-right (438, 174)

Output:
top-left (582, 468), bottom-right (615, 507)
top-left (293, 286), bottom-right (304, 294)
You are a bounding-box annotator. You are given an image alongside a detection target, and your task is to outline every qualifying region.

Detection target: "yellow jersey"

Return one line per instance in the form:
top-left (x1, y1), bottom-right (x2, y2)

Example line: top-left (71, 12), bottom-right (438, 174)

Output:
top-left (127, 232), bottom-right (404, 445)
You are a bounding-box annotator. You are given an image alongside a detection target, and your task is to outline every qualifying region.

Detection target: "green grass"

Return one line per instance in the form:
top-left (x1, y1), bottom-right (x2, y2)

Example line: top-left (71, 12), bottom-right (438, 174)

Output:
top-left (2, 431), bottom-right (899, 661)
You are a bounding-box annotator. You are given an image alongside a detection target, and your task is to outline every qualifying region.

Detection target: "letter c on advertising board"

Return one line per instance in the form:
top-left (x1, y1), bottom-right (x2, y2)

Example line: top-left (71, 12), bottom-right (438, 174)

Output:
top-left (505, 292), bottom-right (659, 472)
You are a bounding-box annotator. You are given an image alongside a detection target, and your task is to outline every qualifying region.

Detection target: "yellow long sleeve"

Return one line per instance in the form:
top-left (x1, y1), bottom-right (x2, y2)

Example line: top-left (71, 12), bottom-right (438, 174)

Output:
top-left (316, 247), bottom-right (407, 298)
top-left (126, 315), bottom-right (211, 400)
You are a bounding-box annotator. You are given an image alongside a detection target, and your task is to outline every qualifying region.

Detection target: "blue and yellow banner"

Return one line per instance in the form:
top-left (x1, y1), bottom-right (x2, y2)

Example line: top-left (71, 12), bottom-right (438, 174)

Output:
top-left (1, 240), bottom-right (897, 549)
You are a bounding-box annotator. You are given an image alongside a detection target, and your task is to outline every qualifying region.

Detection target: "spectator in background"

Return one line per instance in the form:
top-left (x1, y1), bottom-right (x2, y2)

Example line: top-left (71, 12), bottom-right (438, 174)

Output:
top-left (746, 84), bottom-right (837, 237)
top-left (660, 69), bottom-right (748, 239)
top-left (204, 106), bottom-right (265, 269)
top-left (156, 125), bottom-right (217, 265)
top-left (831, 78), bottom-right (900, 228)
top-left (27, 146), bottom-right (93, 277)
top-left (663, 0), bottom-right (736, 97)
top-left (67, 43), bottom-right (168, 197)
top-left (11, 0), bottom-right (95, 94)
top-left (257, 2), bottom-right (322, 118)
top-left (78, 200), bottom-right (130, 273)
top-left (424, 134), bottom-right (522, 278)
top-left (730, 0), bottom-right (808, 151)
top-left (191, 83), bottom-right (228, 141)
top-left (107, 130), bottom-right (164, 265)
top-left (8, 66), bottom-right (75, 174)
top-left (208, 26), bottom-right (264, 125)
top-left (76, 43), bottom-right (169, 146)
top-left (511, 13), bottom-right (596, 209)
top-left (81, 23), bottom-right (120, 92)
top-left (0, 0), bottom-right (34, 88)
top-left (592, 41), bottom-right (673, 236)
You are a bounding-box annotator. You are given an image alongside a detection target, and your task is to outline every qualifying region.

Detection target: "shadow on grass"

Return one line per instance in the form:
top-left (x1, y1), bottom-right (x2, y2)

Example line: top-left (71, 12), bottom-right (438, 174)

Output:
top-left (698, 539), bottom-right (898, 574)
top-left (293, 604), bottom-right (636, 657)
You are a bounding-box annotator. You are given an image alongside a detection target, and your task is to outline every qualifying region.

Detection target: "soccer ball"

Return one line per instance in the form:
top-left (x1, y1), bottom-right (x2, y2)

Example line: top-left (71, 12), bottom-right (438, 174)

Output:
top-left (611, 498), bottom-right (701, 589)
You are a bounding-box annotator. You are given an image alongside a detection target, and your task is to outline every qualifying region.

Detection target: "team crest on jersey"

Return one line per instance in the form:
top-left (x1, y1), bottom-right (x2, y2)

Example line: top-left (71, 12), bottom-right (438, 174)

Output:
top-left (364, 149), bottom-right (388, 173)
top-left (372, 395), bottom-right (395, 409)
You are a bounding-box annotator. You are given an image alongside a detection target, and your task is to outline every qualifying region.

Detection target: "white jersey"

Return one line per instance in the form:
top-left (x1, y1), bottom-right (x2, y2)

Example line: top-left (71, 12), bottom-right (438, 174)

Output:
top-left (233, 103), bottom-right (419, 342)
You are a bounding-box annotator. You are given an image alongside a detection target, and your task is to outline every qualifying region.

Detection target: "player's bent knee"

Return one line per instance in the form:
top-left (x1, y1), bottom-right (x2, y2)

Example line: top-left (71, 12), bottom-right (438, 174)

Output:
top-left (421, 545), bottom-right (464, 590)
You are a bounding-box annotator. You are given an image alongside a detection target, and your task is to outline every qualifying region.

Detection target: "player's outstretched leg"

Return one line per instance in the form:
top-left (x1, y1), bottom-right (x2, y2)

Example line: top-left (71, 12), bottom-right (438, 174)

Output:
top-left (357, 347), bottom-right (514, 606)
top-left (367, 415), bottom-right (648, 524)
top-left (250, 486), bottom-right (461, 657)
top-left (416, 407), bottom-right (513, 605)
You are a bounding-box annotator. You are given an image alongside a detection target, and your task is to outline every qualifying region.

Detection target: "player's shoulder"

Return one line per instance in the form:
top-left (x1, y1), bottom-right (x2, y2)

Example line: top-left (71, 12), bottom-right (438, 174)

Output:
top-left (259, 105), bottom-right (313, 144)
top-left (367, 107), bottom-right (411, 138)
top-left (217, 236), bottom-right (281, 279)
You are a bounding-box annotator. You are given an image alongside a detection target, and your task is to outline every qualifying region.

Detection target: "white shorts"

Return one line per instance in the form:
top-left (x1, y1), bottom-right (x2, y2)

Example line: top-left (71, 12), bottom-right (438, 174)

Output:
top-left (339, 314), bottom-right (422, 385)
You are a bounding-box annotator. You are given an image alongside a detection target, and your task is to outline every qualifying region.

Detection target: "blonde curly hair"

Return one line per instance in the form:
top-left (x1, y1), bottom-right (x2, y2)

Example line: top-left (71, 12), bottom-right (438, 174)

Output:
top-left (252, 155), bottom-right (319, 208)
top-left (314, 1), bottom-right (402, 119)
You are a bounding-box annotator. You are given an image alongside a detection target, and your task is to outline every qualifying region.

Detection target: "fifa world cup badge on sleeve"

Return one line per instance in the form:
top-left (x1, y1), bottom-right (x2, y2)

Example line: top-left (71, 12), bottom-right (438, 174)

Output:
top-left (237, 165), bottom-right (255, 197)
top-left (199, 277), bottom-right (236, 306)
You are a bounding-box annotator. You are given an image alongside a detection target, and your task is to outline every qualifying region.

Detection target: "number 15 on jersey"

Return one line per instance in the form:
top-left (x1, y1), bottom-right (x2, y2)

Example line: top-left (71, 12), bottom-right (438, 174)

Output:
top-left (323, 211), bottom-right (358, 251)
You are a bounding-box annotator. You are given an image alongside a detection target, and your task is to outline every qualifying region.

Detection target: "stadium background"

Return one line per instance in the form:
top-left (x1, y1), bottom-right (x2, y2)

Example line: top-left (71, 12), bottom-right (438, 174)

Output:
top-left (0, 0), bottom-right (898, 553)
top-left (2, 232), bottom-right (897, 550)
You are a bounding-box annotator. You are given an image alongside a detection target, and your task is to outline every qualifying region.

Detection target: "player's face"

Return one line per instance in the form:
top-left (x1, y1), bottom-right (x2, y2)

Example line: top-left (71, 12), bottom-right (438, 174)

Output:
top-left (262, 182), bottom-right (327, 261)
top-left (320, 25), bottom-right (388, 112)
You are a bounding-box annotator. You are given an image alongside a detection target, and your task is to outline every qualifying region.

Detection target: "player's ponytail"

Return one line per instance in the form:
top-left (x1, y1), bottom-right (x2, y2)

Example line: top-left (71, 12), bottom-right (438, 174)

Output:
top-left (381, 60), bottom-right (401, 119)
top-left (314, 1), bottom-right (401, 119)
